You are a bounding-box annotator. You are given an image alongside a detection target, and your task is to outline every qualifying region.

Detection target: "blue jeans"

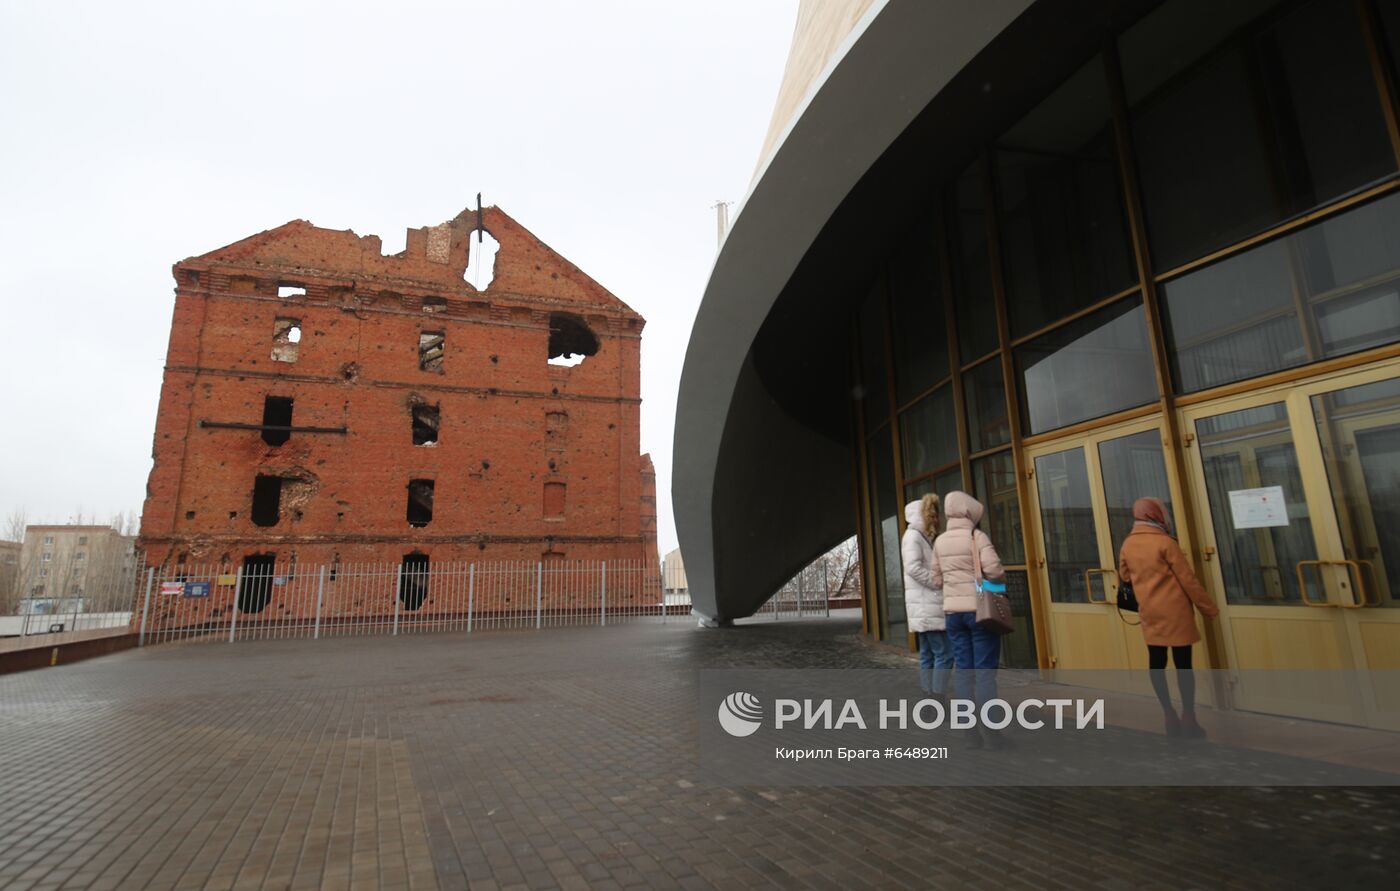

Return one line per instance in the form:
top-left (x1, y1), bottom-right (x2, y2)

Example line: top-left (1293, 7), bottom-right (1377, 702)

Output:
top-left (946, 611), bottom-right (1001, 705)
top-left (915, 630), bottom-right (953, 695)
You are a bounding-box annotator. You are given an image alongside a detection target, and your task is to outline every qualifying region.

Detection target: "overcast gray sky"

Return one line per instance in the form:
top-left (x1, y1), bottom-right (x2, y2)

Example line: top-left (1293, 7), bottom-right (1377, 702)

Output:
top-left (0, 0), bottom-right (798, 554)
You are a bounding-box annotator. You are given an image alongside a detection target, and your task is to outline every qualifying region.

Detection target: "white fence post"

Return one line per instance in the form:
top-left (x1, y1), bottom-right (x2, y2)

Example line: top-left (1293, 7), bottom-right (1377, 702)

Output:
top-left (313, 566), bottom-right (326, 640)
top-left (137, 568), bottom-right (154, 647)
top-left (228, 566), bottom-right (243, 643)
top-left (467, 563), bottom-right (475, 633)
top-left (797, 571), bottom-right (804, 618)
top-left (392, 570), bottom-right (401, 636)
top-left (535, 562), bottom-right (543, 630)
top-left (600, 561), bottom-right (607, 627)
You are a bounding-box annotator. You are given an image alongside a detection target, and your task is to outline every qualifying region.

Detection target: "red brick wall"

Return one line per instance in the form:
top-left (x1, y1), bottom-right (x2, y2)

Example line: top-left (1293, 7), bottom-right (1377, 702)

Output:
top-left (140, 206), bottom-right (652, 604)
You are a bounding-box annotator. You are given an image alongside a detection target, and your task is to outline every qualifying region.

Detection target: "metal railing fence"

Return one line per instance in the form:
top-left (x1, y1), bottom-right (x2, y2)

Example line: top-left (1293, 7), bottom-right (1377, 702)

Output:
top-left (135, 559), bottom-right (694, 646)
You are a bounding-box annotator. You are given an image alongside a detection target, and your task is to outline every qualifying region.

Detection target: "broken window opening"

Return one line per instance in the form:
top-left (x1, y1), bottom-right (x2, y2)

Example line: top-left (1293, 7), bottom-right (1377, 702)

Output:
top-left (277, 283), bottom-right (307, 299)
top-left (464, 228), bottom-right (500, 290)
top-left (547, 313), bottom-right (599, 366)
top-left (251, 475), bottom-right (283, 527)
top-left (412, 403), bottom-right (440, 446)
top-left (423, 296), bottom-right (447, 313)
top-left (262, 396), bottom-right (294, 446)
top-left (272, 318), bottom-right (301, 362)
top-left (543, 481), bottom-right (566, 519)
top-left (419, 331), bottom-right (445, 373)
top-left (399, 553), bottom-right (429, 611)
top-left (407, 479), bottom-right (435, 527)
top-left (238, 554), bottom-right (276, 614)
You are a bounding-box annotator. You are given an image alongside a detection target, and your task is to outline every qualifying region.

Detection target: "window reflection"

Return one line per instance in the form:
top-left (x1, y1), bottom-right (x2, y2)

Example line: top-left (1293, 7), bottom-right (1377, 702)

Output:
top-left (1163, 192), bottom-right (1400, 393)
top-left (996, 56), bottom-right (1136, 337)
top-left (889, 223), bottom-right (950, 405)
top-left (1035, 448), bottom-right (1098, 603)
top-left (953, 162), bottom-right (999, 363)
top-left (900, 386), bottom-right (957, 480)
top-left (1016, 297), bottom-right (1157, 435)
top-left (1196, 403), bottom-right (1319, 605)
top-left (906, 466), bottom-right (964, 512)
top-left (1312, 377), bottom-right (1400, 607)
top-left (1098, 429), bottom-right (1173, 561)
top-left (963, 359), bottom-right (1010, 452)
top-left (1122, 0), bottom-right (1395, 271)
top-left (867, 428), bottom-right (905, 638)
top-left (972, 451), bottom-right (1024, 565)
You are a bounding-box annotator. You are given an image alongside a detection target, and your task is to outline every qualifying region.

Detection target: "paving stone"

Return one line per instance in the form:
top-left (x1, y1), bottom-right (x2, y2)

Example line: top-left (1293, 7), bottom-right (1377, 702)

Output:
top-left (0, 619), bottom-right (1398, 889)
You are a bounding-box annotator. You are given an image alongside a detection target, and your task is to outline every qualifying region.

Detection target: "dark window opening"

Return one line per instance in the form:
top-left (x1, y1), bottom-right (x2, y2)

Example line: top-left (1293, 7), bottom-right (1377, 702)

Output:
top-left (544, 481), bottom-right (566, 518)
top-left (412, 403), bottom-right (440, 445)
top-left (262, 396), bottom-right (294, 446)
top-left (547, 313), bottom-right (599, 366)
top-left (400, 553), bottom-right (429, 611)
top-left (238, 554), bottom-right (276, 614)
top-left (419, 331), bottom-right (445, 372)
top-left (423, 296), bottom-right (447, 313)
top-left (407, 479), bottom-right (435, 527)
top-left (252, 475), bottom-right (282, 527)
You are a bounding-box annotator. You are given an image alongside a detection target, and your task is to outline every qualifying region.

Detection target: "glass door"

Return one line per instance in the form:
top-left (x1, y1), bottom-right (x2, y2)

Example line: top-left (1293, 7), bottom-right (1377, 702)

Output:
top-left (1182, 359), bottom-right (1400, 729)
top-left (1026, 417), bottom-right (1198, 671)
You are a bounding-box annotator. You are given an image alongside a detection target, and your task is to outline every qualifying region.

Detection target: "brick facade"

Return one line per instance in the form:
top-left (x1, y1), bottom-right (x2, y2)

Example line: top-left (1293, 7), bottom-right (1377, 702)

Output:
top-left (139, 204), bottom-right (657, 614)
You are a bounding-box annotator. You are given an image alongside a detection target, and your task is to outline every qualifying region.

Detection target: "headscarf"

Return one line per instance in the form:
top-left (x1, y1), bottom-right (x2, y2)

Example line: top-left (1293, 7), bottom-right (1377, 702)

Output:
top-left (1132, 497), bottom-right (1170, 533)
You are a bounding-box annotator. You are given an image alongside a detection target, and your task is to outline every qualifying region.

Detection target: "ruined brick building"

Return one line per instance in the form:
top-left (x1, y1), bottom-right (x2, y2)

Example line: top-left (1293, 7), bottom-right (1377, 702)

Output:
top-left (139, 204), bottom-right (658, 604)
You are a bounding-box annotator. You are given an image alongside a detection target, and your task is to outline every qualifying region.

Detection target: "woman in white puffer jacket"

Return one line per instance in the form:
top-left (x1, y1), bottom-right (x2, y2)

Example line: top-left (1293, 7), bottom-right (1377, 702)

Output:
top-left (901, 494), bottom-right (950, 698)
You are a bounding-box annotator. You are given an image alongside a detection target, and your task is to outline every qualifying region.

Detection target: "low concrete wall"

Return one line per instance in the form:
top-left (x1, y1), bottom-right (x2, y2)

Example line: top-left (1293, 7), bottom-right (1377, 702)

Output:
top-left (0, 632), bottom-right (140, 676)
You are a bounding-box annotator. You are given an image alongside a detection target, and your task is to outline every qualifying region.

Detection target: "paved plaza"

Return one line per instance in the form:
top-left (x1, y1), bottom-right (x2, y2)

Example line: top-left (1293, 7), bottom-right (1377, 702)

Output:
top-left (1, 618), bottom-right (1398, 890)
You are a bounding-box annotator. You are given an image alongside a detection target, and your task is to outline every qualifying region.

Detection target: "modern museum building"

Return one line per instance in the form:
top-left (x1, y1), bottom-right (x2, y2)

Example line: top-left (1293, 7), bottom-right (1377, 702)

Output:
top-left (675, 0), bottom-right (1400, 728)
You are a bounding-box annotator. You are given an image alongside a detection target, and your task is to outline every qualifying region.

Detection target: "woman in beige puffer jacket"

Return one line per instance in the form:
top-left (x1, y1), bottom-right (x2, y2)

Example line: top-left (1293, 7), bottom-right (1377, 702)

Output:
top-left (929, 491), bottom-right (1006, 737)
top-left (901, 495), bottom-right (950, 696)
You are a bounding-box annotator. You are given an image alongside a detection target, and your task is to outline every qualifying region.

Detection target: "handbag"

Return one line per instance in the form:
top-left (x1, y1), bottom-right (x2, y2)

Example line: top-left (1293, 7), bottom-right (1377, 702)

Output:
top-left (1116, 577), bottom-right (1141, 626)
top-left (972, 529), bottom-right (1014, 635)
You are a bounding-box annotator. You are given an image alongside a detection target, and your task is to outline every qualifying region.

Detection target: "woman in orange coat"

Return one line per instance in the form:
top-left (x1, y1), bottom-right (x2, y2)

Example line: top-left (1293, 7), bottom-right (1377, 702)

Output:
top-left (1118, 497), bottom-right (1220, 738)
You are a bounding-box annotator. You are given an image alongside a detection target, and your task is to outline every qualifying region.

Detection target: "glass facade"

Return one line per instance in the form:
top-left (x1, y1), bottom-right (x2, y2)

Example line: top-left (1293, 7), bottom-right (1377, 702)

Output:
top-left (1123, 0), bottom-right (1395, 271)
top-left (1163, 191), bottom-right (1400, 392)
top-left (849, 0), bottom-right (1400, 664)
top-left (1016, 297), bottom-right (1157, 435)
top-left (996, 56), bottom-right (1137, 338)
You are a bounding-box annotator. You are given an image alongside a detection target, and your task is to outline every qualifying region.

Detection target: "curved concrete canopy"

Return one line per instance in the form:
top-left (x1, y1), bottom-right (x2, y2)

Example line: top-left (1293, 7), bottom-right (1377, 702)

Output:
top-left (675, 0), bottom-right (1158, 620)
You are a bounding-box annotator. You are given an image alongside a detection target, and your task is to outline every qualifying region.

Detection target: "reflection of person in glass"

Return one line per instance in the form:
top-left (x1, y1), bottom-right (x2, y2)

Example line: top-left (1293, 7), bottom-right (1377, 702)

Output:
top-left (1118, 497), bottom-right (1220, 739)
top-left (901, 495), bottom-right (950, 702)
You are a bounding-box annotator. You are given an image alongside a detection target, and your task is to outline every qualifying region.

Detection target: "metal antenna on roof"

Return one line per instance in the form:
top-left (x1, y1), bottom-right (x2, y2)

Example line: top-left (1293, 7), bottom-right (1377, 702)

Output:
top-left (475, 192), bottom-right (484, 289)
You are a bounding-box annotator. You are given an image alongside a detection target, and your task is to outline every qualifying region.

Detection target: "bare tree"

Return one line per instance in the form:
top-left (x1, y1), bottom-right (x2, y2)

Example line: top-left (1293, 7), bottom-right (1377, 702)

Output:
top-left (3, 508), bottom-right (26, 543)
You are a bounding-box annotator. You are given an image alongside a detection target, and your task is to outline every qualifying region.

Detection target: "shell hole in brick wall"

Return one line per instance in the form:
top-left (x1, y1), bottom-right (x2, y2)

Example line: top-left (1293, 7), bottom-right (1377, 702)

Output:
top-left (548, 313), bottom-right (597, 366)
top-left (464, 229), bottom-right (499, 290)
top-left (272, 319), bottom-right (301, 363)
top-left (399, 554), bottom-right (429, 611)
